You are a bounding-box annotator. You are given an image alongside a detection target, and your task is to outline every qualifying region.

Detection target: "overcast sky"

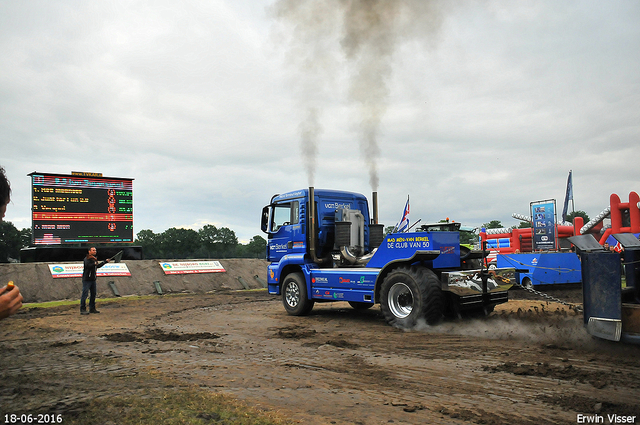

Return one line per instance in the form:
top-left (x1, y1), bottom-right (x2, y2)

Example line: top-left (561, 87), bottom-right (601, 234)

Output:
top-left (1, 0), bottom-right (639, 243)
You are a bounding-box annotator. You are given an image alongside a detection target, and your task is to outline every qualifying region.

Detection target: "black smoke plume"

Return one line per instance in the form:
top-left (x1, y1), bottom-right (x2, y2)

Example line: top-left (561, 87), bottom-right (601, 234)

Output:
top-left (272, 0), bottom-right (444, 191)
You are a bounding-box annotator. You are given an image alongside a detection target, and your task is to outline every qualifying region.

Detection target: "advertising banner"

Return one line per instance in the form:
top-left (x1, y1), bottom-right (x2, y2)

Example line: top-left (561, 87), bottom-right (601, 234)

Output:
top-left (159, 261), bottom-right (226, 275)
top-left (531, 199), bottom-right (557, 251)
top-left (48, 263), bottom-right (132, 279)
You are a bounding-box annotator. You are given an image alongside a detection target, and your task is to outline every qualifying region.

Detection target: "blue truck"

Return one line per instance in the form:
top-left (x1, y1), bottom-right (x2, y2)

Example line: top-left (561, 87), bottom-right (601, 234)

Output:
top-left (261, 187), bottom-right (515, 327)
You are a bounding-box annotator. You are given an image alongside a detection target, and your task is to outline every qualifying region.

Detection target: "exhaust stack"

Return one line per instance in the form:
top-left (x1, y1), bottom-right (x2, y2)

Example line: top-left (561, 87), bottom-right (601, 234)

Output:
top-left (369, 190), bottom-right (384, 249)
top-left (372, 191), bottom-right (378, 224)
top-left (308, 187), bottom-right (325, 264)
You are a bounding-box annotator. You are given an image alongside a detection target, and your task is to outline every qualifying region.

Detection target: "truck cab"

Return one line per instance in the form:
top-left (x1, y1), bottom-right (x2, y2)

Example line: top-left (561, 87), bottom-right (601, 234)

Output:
top-left (261, 188), bottom-right (373, 265)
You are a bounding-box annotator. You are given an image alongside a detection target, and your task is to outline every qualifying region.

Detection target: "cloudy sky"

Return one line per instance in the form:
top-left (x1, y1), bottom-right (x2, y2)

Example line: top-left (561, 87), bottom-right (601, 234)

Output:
top-left (1, 0), bottom-right (639, 243)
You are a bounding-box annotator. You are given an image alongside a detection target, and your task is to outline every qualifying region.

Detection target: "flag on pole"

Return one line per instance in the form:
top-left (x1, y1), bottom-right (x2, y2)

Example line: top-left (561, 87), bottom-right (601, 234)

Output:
top-left (396, 196), bottom-right (410, 232)
top-left (562, 170), bottom-right (573, 223)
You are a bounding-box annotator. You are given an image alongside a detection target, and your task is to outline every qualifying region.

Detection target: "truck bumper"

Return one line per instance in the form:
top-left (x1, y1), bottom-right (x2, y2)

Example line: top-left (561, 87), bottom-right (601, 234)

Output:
top-left (454, 290), bottom-right (509, 310)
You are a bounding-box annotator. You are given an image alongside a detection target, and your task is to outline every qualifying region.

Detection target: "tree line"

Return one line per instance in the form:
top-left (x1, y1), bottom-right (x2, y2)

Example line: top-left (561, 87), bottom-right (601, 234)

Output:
top-left (135, 225), bottom-right (266, 259)
top-left (0, 221), bottom-right (266, 262)
top-left (0, 221), bottom-right (31, 262)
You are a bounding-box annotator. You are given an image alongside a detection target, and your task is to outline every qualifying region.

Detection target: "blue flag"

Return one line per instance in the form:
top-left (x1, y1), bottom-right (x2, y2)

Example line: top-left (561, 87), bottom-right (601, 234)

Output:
top-left (562, 171), bottom-right (573, 222)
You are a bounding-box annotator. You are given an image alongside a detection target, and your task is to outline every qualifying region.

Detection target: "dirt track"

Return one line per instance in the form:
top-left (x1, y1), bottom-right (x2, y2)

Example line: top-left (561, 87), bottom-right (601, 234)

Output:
top-left (1, 288), bottom-right (639, 424)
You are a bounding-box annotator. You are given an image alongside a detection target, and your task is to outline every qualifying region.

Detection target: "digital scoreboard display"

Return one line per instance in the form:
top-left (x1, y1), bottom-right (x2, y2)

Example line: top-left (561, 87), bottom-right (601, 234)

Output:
top-left (30, 172), bottom-right (134, 245)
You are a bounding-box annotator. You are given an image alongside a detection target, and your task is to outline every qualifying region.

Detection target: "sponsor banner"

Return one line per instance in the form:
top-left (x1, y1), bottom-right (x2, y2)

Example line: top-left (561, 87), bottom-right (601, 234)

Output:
top-left (48, 263), bottom-right (132, 279)
top-left (531, 199), bottom-right (557, 251)
top-left (159, 261), bottom-right (226, 275)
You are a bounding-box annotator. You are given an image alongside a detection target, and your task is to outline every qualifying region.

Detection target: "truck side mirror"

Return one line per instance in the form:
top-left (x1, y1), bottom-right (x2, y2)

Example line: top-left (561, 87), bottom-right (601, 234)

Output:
top-left (261, 206), bottom-right (271, 233)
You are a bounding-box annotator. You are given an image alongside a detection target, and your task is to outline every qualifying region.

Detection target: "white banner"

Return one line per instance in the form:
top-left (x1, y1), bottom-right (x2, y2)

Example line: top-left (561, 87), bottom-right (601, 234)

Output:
top-left (159, 261), bottom-right (226, 275)
top-left (48, 263), bottom-right (132, 279)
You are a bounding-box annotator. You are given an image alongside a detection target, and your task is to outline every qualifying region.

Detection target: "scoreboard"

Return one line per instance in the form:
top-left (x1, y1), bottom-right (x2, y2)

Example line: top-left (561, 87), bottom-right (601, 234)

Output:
top-left (30, 172), bottom-right (134, 245)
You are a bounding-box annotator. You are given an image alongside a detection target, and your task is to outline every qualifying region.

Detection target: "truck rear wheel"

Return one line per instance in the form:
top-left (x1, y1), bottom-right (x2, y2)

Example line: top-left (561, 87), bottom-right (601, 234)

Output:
top-left (380, 266), bottom-right (444, 328)
top-left (282, 272), bottom-right (314, 316)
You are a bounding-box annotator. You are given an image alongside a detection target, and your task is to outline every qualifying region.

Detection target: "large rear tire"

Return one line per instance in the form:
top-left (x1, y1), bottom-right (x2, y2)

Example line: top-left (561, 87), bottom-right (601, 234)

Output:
top-left (282, 272), bottom-right (314, 316)
top-left (380, 266), bottom-right (444, 328)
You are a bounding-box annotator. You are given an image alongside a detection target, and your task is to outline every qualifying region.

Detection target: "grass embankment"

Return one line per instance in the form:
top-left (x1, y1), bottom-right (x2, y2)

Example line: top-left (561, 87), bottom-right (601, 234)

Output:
top-left (22, 289), bottom-right (268, 310)
top-left (22, 294), bottom-right (166, 310)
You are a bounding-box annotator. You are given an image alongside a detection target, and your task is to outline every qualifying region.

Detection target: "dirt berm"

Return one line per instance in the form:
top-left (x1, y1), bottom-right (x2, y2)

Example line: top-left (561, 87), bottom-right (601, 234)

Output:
top-left (0, 259), bottom-right (269, 303)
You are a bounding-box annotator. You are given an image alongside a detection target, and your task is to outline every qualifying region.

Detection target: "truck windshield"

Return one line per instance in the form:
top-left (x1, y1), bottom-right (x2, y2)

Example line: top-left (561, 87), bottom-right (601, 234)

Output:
top-left (271, 201), bottom-right (299, 232)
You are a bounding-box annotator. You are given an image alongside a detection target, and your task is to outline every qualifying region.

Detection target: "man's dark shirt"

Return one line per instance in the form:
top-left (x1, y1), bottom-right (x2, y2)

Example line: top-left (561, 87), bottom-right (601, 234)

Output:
top-left (82, 257), bottom-right (107, 281)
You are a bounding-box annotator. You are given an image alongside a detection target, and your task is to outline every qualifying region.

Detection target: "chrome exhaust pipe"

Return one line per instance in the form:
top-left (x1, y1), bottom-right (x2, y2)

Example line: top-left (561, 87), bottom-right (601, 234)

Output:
top-left (340, 245), bottom-right (377, 265)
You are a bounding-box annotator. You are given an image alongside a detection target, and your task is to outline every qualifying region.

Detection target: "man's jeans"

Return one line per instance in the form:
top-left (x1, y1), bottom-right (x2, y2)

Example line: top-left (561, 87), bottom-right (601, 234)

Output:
top-left (81, 280), bottom-right (96, 311)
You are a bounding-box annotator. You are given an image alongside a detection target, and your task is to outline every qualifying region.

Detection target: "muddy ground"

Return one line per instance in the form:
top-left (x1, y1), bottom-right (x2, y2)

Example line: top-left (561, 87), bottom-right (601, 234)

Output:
top-left (1, 287), bottom-right (639, 424)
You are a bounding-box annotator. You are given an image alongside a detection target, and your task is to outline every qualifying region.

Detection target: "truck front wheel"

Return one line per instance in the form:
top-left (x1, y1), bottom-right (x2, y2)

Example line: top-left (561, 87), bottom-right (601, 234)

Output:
top-left (380, 266), bottom-right (443, 328)
top-left (282, 272), bottom-right (314, 316)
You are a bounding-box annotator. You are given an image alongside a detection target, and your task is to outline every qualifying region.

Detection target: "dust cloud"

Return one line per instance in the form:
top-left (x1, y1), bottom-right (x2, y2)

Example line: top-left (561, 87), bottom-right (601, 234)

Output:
top-left (271, 0), bottom-right (445, 190)
top-left (413, 314), bottom-right (606, 350)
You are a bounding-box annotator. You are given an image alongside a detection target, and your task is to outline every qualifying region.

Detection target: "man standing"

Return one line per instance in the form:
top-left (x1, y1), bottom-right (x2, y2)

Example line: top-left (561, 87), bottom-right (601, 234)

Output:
top-left (0, 166), bottom-right (23, 320)
top-left (81, 247), bottom-right (109, 315)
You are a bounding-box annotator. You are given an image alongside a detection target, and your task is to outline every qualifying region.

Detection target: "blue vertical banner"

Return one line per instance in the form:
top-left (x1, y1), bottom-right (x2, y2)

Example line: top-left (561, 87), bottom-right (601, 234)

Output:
top-left (562, 170), bottom-right (573, 223)
top-left (531, 199), bottom-right (557, 251)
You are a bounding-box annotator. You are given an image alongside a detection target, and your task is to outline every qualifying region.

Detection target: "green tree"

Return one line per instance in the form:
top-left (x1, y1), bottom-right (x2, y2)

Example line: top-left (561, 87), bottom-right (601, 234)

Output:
top-left (0, 221), bottom-right (22, 262)
top-left (135, 229), bottom-right (161, 259)
top-left (161, 227), bottom-right (201, 259)
top-left (217, 227), bottom-right (238, 258)
top-left (483, 220), bottom-right (503, 229)
top-left (566, 210), bottom-right (590, 224)
top-left (199, 224), bottom-right (219, 255)
top-left (384, 225), bottom-right (396, 235)
top-left (459, 230), bottom-right (477, 246)
top-left (245, 235), bottom-right (267, 258)
top-left (20, 227), bottom-right (32, 247)
top-left (197, 225), bottom-right (239, 258)
top-left (517, 221), bottom-right (532, 229)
